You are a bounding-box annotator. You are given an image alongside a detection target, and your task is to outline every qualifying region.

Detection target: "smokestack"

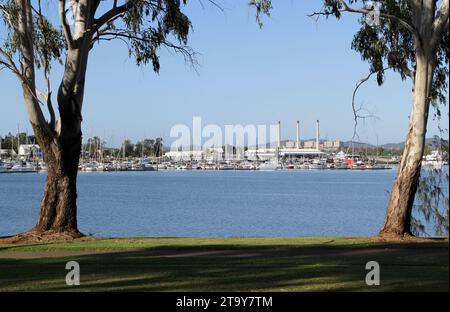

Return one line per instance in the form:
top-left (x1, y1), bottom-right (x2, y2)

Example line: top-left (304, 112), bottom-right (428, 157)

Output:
top-left (296, 120), bottom-right (300, 149)
top-left (316, 120), bottom-right (320, 150)
top-left (277, 121), bottom-right (281, 149)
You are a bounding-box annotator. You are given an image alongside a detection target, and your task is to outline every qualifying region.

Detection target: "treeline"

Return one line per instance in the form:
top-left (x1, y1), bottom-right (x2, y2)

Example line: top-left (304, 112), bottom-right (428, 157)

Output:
top-left (82, 137), bottom-right (164, 159)
top-left (346, 147), bottom-right (403, 157)
top-left (0, 133), bottom-right (36, 153)
top-left (346, 143), bottom-right (448, 158)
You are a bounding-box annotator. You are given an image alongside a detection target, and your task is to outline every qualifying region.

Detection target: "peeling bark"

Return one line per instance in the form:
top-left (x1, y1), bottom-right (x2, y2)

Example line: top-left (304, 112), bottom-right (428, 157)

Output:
top-left (32, 121), bottom-right (82, 236)
top-left (380, 54), bottom-right (434, 237)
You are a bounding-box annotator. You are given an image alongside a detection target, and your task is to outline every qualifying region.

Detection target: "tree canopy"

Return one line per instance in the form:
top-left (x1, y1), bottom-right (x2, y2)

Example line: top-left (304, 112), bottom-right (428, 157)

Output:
top-left (251, 0), bottom-right (449, 114)
top-left (0, 0), bottom-right (196, 131)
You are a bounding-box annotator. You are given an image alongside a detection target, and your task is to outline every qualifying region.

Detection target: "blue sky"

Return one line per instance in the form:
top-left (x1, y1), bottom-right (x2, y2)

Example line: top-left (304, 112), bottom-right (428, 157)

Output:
top-left (0, 0), bottom-right (448, 146)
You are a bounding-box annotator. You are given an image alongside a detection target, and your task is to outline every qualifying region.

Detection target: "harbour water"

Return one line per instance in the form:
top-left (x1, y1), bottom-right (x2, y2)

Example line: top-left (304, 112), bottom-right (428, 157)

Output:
top-left (0, 169), bottom-right (412, 237)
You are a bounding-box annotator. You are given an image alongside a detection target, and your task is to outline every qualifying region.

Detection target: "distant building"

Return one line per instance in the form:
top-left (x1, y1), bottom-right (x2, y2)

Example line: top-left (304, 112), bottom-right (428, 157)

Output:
top-left (285, 141), bottom-right (296, 148)
top-left (299, 140), bottom-right (341, 150)
top-left (164, 147), bottom-right (223, 161)
top-left (323, 140), bottom-right (341, 151)
top-left (204, 147), bottom-right (224, 161)
top-left (165, 150), bottom-right (203, 161)
top-left (245, 148), bottom-right (277, 161)
top-left (303, 140), bottom-right (316, 149)
top-left (245, 147), bottom-right (324, 160)
top-left (18, 144), bottom-right (41, 158)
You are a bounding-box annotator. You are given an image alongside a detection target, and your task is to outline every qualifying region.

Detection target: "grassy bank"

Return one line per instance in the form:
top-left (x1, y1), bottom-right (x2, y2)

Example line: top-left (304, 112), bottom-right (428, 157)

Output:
top-left (0, 237), bottom-right (448, 291)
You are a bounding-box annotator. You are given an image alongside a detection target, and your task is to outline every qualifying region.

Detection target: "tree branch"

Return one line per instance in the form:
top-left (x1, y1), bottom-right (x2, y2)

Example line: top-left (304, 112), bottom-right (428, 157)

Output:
top-left (37, 0), bottom-right (56, 130)
top-left (350, 68), bottom-right (390, 145)
top-left (0, 4), bottom-right (14, 27)
top-left (92, 31), bottom-right (199, 69)
top-left (431, 0), bottom-right (449, 50)
top-left (0, 48), bottom-right (49, 114)
top-left (0, 48), bottom-right (23, 80)
top-left (309, 0), bottom-right (420, 40)
top-left (92, 1), bottom-right (133, 32)
top-left (59, 0), bottom-right (75, 49)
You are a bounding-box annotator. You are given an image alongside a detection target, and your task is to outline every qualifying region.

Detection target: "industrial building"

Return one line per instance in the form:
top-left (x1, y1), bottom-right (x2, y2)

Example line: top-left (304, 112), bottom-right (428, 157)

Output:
top-left (165, 120), bottom-right (341, 161)
top-left (246, 120), bottom-right (339, 160)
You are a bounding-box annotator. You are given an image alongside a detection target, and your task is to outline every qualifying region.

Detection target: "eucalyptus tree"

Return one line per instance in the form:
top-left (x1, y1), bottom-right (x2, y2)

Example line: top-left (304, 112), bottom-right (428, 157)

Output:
top-left (251, 0), bottom-right (449, 238)
top-left (0, 0), bottom-right (196, 239)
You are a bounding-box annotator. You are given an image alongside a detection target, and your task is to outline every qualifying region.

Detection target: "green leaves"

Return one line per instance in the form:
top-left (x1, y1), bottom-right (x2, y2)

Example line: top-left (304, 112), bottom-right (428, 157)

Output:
top-left (120, 0), bottom-right (192, 72)
top-left (323, 0), bottom-right (448, 106)
top-left (348, 1), bottom-right (415, 85)
top-left (0, 1), bottom-right (20, 56)
top-left (1, 0), bottom-right (64, 72)
top-left (33, 13), bottom-right (65, 71)
top-left (249, 0), bottom-right (272, 28)
top-left (414, 163), bottom-right (449, 236)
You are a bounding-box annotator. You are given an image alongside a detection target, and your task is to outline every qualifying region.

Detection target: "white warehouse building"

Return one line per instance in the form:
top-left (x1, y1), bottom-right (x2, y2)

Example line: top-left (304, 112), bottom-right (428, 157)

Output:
top-left (18, 144), bottom-right (42, 158)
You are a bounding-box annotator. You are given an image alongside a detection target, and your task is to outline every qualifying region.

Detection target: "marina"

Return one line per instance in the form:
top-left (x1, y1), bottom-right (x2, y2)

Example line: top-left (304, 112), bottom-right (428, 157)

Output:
top-left (0, 156), bottom-right (399, 173)
top-left (0, 0), bottom-right (448, 295)
top-left (2, 147), bottom-right (448, 174)
top-left (2, 120), bottom-right (447, 174)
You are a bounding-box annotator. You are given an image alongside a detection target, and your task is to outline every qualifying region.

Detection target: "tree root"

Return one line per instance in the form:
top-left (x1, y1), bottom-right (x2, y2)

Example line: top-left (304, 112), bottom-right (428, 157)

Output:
top-left (373, 232), bottom-right (442, 243)
top-left (0, 228), bottom-right (88, 244)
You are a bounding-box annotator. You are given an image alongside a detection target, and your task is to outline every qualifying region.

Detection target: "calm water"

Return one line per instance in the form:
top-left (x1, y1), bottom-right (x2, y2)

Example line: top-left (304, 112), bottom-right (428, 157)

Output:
top-left (0, 170), bottom-right (403, 237)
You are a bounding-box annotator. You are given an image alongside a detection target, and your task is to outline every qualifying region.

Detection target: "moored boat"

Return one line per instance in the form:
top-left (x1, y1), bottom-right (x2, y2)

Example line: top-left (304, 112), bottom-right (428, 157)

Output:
top-left (9, 161), bottom-right (38, 173)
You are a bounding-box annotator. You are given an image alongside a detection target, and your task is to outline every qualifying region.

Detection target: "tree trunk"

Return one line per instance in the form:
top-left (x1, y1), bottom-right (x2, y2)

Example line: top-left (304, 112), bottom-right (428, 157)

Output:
top-left (379, 54), bottom-right (433, 237)
top-left (31, 121), bottom-right (82, 237)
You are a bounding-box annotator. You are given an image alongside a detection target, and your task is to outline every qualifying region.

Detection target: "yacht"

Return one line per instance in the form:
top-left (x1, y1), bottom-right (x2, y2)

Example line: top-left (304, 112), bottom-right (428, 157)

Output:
top-left (157, 163), bottom-right (168, 170)
top-left (130, 163), bottom-right (144, 171)
top-left (143, 163), bottom-right (157, 171)
top-left (0, 161), bottom-right (7, 173)
top-left (308, 159), bottom-right (326, 170)
top-left (334, 162), bottom-right (349, 170)
top-left (258, 160), bottom-right (280, 171)
top-left (422, 151), bottom-right (448, 167)
top-left (96, 163), bottom-right (106, 172)
top-left (10, 161), bottom-right (38, 173)
top-left (38, 162), bottom-right (48, 172)
top-left (349, 160), bottom-right (366, 170)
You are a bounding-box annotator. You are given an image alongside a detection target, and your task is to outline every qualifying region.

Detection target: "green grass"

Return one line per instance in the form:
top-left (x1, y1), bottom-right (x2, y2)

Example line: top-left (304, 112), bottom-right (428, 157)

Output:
top-left (0, 237), bottom-right (448, 291)
top-left (0, 236), bottom-right (447, 252)
top-left (0, 236), bottom-right (360, 252)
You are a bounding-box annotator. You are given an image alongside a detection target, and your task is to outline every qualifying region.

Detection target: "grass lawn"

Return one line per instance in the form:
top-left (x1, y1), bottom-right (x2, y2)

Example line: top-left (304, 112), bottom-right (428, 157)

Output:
top-left (0, 237), bottom-right (448, 291)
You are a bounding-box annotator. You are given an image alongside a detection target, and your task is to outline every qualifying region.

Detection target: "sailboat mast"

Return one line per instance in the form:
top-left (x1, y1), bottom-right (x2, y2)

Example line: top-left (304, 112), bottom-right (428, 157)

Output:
top-left (17, 124), bottom-right (20, 159)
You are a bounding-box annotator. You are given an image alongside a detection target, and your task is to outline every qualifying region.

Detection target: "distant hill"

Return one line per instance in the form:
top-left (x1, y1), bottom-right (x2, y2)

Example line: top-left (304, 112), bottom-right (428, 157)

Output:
top-left (379, 136), bottom-right (448, 150)
top-left (341, 141), bottom-right (375, 149)
top-left (255, 136), bottom-right (447, 150)
top-left (380, 141), bottom-right (404, 150)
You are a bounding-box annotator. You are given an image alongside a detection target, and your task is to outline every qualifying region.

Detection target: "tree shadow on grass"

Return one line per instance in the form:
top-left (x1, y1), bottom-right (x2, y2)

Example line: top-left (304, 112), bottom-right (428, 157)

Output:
top-left (0, 250), bottom-right (448, 292)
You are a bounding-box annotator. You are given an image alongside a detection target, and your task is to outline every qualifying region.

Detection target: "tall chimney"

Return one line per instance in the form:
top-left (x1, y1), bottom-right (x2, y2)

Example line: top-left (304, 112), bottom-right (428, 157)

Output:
top-left (277, 121), bottom-right (281, 149)
top-left (316, 120), bottom-right (320, 150)
top-left (296, 120), bottom-right (300, 149)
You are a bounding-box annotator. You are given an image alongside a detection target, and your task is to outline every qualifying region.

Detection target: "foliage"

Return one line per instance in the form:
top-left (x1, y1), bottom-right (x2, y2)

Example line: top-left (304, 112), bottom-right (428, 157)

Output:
top-left (250, 0), bottom-right (449, 110)
top-left (0, 0), bottom-right (65, 73)
top-left (249, 0), bottom-right (272, 27)
top-left (413, 137), bottom-right (449, 237)
top-left (114, 0), bottom-right (193, 72)
top-left (0, 133), bottom-right (37, 153)
top-left (0, 0), bottom-right (197, 130)
top-left (81, 137), bottom-right (164, 159)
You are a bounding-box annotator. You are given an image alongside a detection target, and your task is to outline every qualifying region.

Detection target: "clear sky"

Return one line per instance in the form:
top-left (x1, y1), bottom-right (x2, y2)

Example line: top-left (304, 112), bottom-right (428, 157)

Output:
top-left (0, 0), bottom-right (448, 146)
